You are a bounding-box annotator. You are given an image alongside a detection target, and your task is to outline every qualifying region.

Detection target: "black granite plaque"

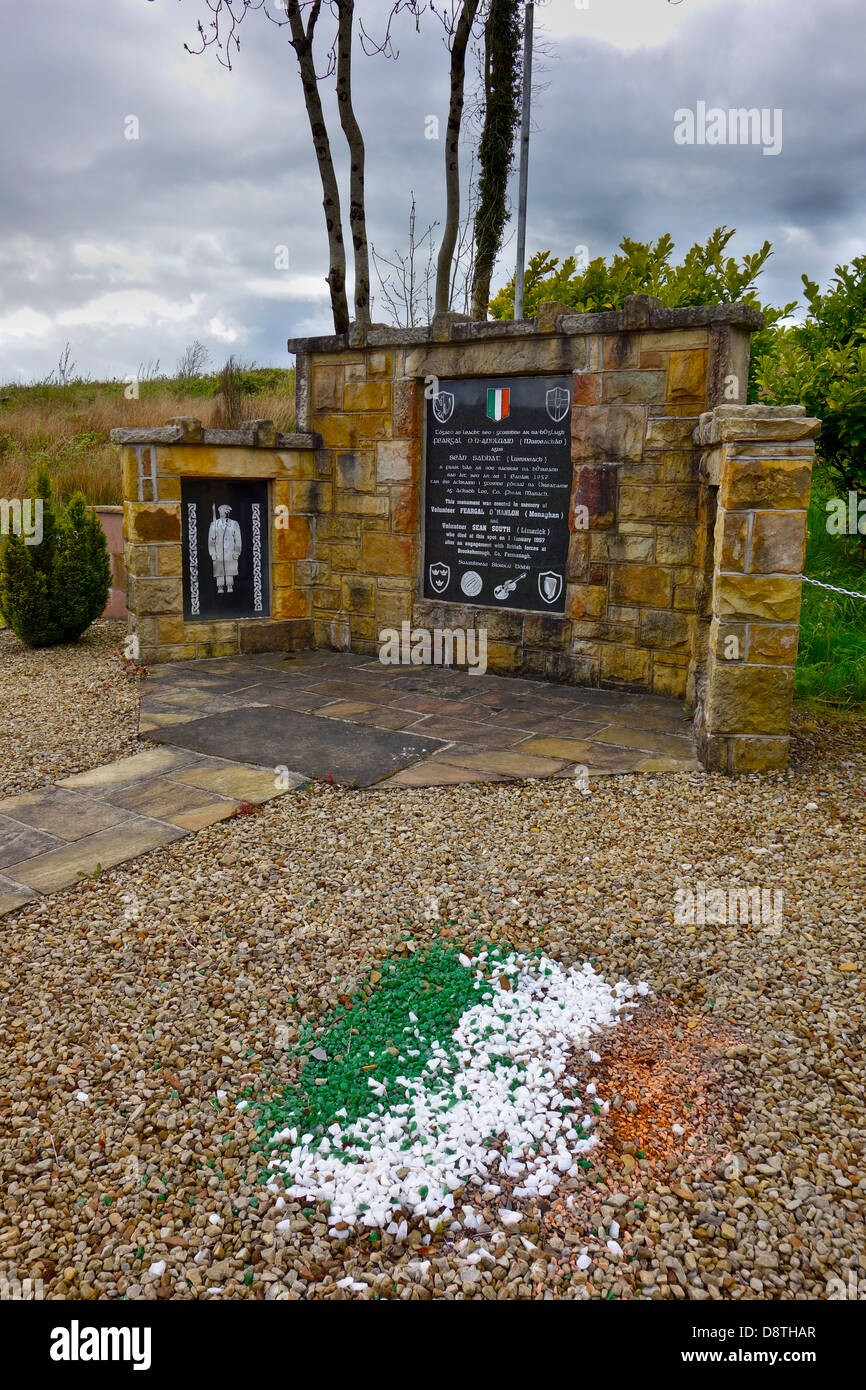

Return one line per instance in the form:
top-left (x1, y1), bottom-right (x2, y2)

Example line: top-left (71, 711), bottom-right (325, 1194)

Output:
top-left (181, 478), bottom-right (270, 622)
top-left (423, 375), bottom-right (572, 614)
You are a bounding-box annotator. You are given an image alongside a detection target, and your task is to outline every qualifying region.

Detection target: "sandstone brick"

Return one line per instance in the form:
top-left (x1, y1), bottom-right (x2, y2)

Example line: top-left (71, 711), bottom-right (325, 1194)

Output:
top-left (392, 378), bottom-right (421, 436)
top-left (748, 623), bottom-right (800, 665)
top-left (273, 515), bottom-right (311, 561)
top-left (341, 576), bottom-right (375, 615)
top-left (132, 576), bottom-right (182, 616)
top-left (714, 510), bottom-right (748, 571)
top-left (288, 478), bottom-right (332, 514)
top-left (640, 608), bottom-right (691, 649)
top-left (362, 532), bottom-right (414, 577)
top-left (314, 413), bottom-right (359, 450)
top-left (714, 574), bottom-right (801, 623)
top-left (609, 564), bottom-right (672, 608)
top-left (604, 333), bottom-right (640, 369)
top-left (238, 618), bottom-right (312, 654)
top-left (523, 615), bottom-right (569, 650)
top-left (328, 542), bottom-right (362, 572)
top-left (572, 372), bottom-right (601, 405)
top-left (156, 546), bottom-right (183, 577)
top-left (336, 451), bottom-right (375, 492)
top-left (125, 544), bottom-right (152, 577)
top-left (704, 664), bottom-right (795, 735)
top-left (157, 475), bottom-right (182, 501)
top-left (728, 735), bottom-right (790, 773)
top-left (157, 615), bottom-right (186, 645)
top-left (348, 614), bottom-right (378, 641)
top-left (196, 641), bottom-right (239, 659)
top-left (485, 641), bottom-right (522, 673)
top-left (334, 492), bottom-right (390, 517)
top-left (656, 525), bottom-right (698, 566)
top-left (572, 619), bottom-right (637, 643)
top-left (312, 364), bottom-right (343, 410)
top-left (273, 587), bottom-right (309, 620)
top-left (566, 531), bottom-right (590, 581)
top-left (619, 484), bottom-right (698, 524)
top-left (355, 412), bottom-right (391, 442)
top-left (668, 350), bottom-right (707, 400)
top-left (271, 562), bottom-right (295, 588)
top-left (640, 328), bottom-right (708, 352)
top-left (652, 662), bottom-right (688, 699)
top-left (720, 459), bottom-right (812, 511)
top-left (673, 583), bottom-right (697, 610)
top-left (750, 511), bottom-right (807, 574)
top-left (645, 417), bottom-right (698, 450)
top-left (159, 445), bottom-right (293, 480)
top-left (148, 644), bottom-right (197, 663)
top-left (125, 504), bottom-right (181, 544)
top-left (573, 463), bottom-right (617, 530)
top-left (599, 644), bottom-right (651, 685)
top-left (572, 405), bottom-right (645, 463)
top-left (391, 485), bottom-right (419, 533)
top-left (603, 370), bottom-right (666, 404)
top-left (121, 449), bottom-right (139, 500)
top-left (296, 559), bottom-right (329, 586)
top-left (565, 584), bottom-right (607, 621)
top-left (186, 620), bottom-right (236, 643)
top-left (317, 516), bottom-right (360, 542)
top-left (366, 351), bottom-right (394, 379)
top-left (708, 618), bottom-right (747, 662)
top-left (344, 380), bottom-right (390, 412)
top-left (376, 439), bottom-right (414, 483)
top-left (590, 531), bottom-right (654, 564)
top-left (378, 591), bottom-right (413, 628)
top-left (313, 586), bottom-right (341, 611)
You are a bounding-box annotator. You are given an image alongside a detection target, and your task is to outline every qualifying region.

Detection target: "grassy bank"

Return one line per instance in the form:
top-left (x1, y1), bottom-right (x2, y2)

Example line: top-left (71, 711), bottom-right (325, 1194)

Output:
top-left (0, 365), bottom-right (296, 506)
top-left (796, 470), bottom-right (866, 708)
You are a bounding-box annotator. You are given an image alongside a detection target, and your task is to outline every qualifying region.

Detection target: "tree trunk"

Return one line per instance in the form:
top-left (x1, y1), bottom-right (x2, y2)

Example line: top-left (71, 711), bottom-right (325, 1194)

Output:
top-left (434, 0), bottom-right (480, 315)
top-left (286, 0), bottom-right (350, 334)
top-left (470, 0), bottom-right (522, 319)
top-left (336, 0), bottom-right (370, 324)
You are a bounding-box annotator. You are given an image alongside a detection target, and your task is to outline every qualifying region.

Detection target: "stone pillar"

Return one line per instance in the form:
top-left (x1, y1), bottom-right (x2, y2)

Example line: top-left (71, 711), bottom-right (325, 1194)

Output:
top-left (694, 405), bottom-right (820, 773)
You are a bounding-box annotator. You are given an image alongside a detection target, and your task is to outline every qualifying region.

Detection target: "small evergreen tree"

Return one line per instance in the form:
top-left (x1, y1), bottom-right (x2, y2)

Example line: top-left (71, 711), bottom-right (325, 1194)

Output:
top-left (0, 468), bottom-right (110, 647)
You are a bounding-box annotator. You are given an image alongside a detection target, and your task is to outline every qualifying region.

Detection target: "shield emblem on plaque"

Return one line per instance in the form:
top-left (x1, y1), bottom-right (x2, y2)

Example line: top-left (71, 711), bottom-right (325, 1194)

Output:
top-left (538, 570), bottom-right (563, 604)
top-left (429, 562), bottom-right (450, 594)
top-left (545, 385), bottom-right (570, 423)
top-left (432, 390), bottom-right (455, 423)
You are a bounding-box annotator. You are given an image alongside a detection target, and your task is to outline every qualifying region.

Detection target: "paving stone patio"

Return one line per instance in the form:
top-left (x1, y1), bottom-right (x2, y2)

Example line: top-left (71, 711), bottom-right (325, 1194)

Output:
top-left (0, 650), bottom-right (700, 917)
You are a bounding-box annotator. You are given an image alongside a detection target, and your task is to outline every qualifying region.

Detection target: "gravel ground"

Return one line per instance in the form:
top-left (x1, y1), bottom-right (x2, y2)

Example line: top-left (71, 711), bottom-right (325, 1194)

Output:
top-left (0, 622), bottom-right (139, 796)
top-left (0, 639), bottom-right (864, 1300)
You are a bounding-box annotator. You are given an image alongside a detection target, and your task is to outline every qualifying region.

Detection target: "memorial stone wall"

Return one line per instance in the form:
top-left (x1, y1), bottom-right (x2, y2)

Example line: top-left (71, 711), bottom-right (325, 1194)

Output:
top-left (113, 295), bottom-right (819, 772)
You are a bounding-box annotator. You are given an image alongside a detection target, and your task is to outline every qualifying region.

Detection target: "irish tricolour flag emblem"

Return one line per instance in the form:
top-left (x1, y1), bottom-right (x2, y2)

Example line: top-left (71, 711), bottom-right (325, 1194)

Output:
top-left (487, 387), bottom-right (510, 421)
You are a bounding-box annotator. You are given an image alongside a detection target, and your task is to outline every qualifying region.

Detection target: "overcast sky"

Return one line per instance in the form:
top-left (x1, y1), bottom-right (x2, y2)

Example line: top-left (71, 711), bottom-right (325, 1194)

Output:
top-left (1, 0), bottom-right (864, 383)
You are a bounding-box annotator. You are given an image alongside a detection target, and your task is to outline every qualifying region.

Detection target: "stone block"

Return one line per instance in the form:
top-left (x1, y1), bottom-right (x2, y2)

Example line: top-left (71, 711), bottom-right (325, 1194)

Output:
top-left (668, 350), bottom-right (707, 400)
top-left (157, 615), bottom-right (186, 645)
top-left (603, 370), bottom-right (666, 404)
top-left (367, 351), bottom-right (394, 379)
top-left (645, 416), bottom-right (699, 450)
top-left (289, 479), bottom-right (332, 514)
top-left (344, 380), bottom-right (390, 412)
top-left (704, 664), bottom-right (794, 735)
top-left (713, 574), bottom-right (801, 623)
top-left (392, 378), bottom-right (421, 436)
top-left (714, 510), bottom-right (749, 571)
top-left (362, 533), bottom-right (414, 577)
top-left (566, 531), bottom-right (590, 581)
top-left (609, 564), bottom-right (672, 608)
top-left (599, 644), bottom-right (651, 685)
top-left (196, 641), bottom-right (239, 659)
top-left (335, 492), bottom-right (389, 517)
top-left (336, 451), bottom-right (375, 492)
top-left (273, 515), bottom-right (311, 561)
top-left (523, 615), bottom-right (569, 650)
top-left (238, 618), bottom-right (313, 654)
top-left (185, 620), bottom-right (236, 643)
top-left (376, 439), bottom-right (414, 483)
top-left (748, 623), bottom-right (800, 665)
top-left (125, 544), bottom-right (152, 577)
top-left (485, 641), bottom-right (522, 673)
top-left (125, 503), bottom-right (181, 544)
top-left (565, 584), bottom-right (607, 621)
top-left (572, 405), bottom-right (645, 463)
top-left (640, 608), bottom-right (691, 649)
top-left (313, 586), bottom-right (341, 610)
top-left (652, 662), bottom-right (688, 699)
top-left (312, 364), bottom-right (343, 410)
top-left (272, 587), bottom-right (309, 620)
top-left (157, 475), bottom-right (182, 501)
top-left (590, 531), bottom-right (654, 564)
top-left (314, 413), bottom-right (359, 450)
top-left (378, 590), bottom-right (413, 628)
top-left (729, 735), bottom-right (790, 773)
top-left (708, 618), bottom-right (747, 661)
top-left (328, 542), bottom-right (362, 571)
top-left (391, 485), bottom-right (419, 533)
top-left (641, 328), bottom-right (708, 352)
top-left (750, 511), bottom-right (807, 574)
top-left (656, 525), bottom-right (698, 566)
top-left (317, 516), bottom-right (360, 541)
top-left (132, 576), bottom-right (182, 616)
top-left (603, 333), bottom-right (640, 369)
top-left (355, 411), bottom-right (391, 441)
top-left (341, 576), bottom-right (375, 615)
top-left (720, 459), bottom-right (812, 511)
top-left (573, 463), bottom-right (617, 529)
top-left (619, 484), bottom-right (698, 523)
top-left (572, 372), bottom-right (601, 405)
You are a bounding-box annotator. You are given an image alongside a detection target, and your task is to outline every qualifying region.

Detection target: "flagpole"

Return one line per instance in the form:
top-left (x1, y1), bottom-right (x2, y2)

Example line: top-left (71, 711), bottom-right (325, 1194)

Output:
top-left (513, 1), bottom-right (534, 321)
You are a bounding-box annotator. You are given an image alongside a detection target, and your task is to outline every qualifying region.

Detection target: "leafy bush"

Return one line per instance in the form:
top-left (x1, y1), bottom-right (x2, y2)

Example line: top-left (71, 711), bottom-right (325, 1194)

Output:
top-left (490, 227), bottom-right (796, 396)
top-left (795, 471), bottom-right (866, 707)
top-left (755, 257), bottom-right (866, 496)
top-left (0, 467), bottom-right (111, 647)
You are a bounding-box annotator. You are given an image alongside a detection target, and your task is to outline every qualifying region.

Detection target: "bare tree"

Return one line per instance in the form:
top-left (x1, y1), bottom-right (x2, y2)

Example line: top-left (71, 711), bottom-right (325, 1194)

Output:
top-left (176, 340), bottom-right (211, 379)
top-left (433, 0), bottom-right (481, 314)
top-left (371, 195), bottom-right (439, 328)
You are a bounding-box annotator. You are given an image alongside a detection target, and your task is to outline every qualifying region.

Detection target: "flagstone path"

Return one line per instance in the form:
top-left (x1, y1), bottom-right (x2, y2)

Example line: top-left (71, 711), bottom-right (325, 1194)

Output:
top-left (0, 649), bottom-right (699, 916)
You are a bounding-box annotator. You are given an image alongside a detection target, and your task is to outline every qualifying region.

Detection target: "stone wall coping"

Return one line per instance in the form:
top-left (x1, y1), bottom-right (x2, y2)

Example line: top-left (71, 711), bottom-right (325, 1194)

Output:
top-left (110, 423), bottom-right (321, 450)
top-left (286, 295), bottom-right (765, 355)
top-left (694, 404), bottom-right (820, 446)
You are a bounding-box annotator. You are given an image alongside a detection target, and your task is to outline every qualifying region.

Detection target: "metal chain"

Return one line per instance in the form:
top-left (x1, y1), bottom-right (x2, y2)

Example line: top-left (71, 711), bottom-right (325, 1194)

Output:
top-left (801, 574), bottom-right (866, 601)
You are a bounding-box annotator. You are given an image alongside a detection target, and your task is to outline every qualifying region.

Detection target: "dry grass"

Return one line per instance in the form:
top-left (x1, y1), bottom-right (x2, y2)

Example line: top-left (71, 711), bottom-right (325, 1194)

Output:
top-left (0, 375), bottom-right (295, 506)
